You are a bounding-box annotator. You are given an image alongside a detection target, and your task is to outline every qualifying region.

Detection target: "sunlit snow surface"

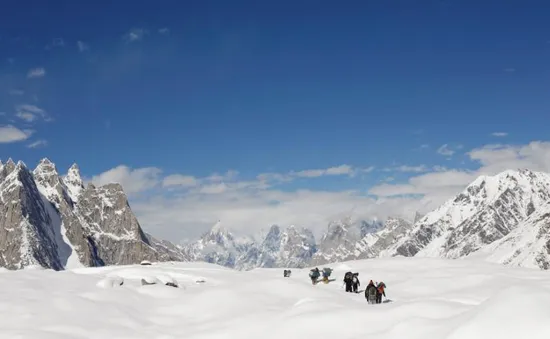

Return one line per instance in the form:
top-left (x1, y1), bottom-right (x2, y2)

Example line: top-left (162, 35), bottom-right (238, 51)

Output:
top-left (1, 258), bottom-right (550, 338)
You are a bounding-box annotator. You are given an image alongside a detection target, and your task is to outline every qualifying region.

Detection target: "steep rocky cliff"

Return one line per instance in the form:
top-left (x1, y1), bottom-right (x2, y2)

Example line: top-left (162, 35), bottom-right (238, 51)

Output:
top-left (0, 158), bottom-right (186, 270)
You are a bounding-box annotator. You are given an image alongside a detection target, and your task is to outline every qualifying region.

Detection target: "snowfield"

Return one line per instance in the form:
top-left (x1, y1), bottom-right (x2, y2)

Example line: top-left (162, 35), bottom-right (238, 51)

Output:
top-left (1, 258), bottom-right (550, 339)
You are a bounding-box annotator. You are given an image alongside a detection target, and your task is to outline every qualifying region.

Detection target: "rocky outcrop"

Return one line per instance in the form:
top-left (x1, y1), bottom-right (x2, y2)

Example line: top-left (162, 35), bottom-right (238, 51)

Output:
top-left (0, 158), bottom-right (186, 270)
top-left (0, 160), bottom-right (63, 269)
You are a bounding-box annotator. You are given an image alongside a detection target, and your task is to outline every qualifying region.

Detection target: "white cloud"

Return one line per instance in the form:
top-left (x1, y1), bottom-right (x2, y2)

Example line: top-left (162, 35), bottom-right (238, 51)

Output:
top-left (27, 139), bottom-right (48, 148)
top-left (162, 174), bottom-right (199, 188)
top-left (16, 111), bottom-right (36, 122)
top-left (0, 125), bottom-right (34, 143)
top-left (131, 188), bottom-right (416, 242)
top-left (383, 165), bottom-right (447, 173)
top-left (90, 163), bottom-right (377, 240)
top-left (90, 165), bottom-right (162, 195)
top-left (123, 28), bottom-right (147, 42)
top-left (368, 140), bottom-right (550, 220)
top-left (77, 41), bottom-right (90, 52)
top-left (27, 68), bottom-right (46, 78)
top-left (437, 144), bottom-right (455, 156)
top-left (395, 165), bottom-right (429, 173)
top-left (158, 28), bottom-right (170, 35)
top-left (491, 132), bottom-right (508, 137)
top-left (15, 104), bottom-right (50, 122)
top-left (291, 165), bottom-right (372, 178)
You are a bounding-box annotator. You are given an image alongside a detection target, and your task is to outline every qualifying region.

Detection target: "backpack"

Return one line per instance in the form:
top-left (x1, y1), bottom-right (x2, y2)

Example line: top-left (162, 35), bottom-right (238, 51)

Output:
top-left (344, 272), bottom-right (352, 281)
top-left (352, 276), bottom-right (358, 283)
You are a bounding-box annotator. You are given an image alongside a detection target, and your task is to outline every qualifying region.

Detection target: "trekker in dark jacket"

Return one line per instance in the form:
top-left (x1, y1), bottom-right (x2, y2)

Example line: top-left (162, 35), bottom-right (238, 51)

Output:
top-left (352, 273), bottom-right (360, 293)
top-left (343, 271), bottom-right (353, 292)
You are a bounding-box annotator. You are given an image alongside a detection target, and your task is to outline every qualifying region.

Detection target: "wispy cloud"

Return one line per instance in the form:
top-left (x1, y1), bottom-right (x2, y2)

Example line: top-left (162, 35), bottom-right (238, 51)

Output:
top-left (90, 165), bottom-right (162, 195)
top-left (491, 132), bottom-right (508, 137)
top-left (27, 139), bottom-right (48, 148)
top-left (291, 165), bottom-right (373, 178)
top-left (504, 68), bottom-right (516, 73)
top-left (395, 165), bottom-right (429, 173)
top-left (437, 144), bottom-right (455, 156)
top-left (8, 89), bottom-right (24, 96)
top-left (44, 38), bottom-right (65, 50)
top-left (0, 125), bottom-right (34, 143)
top-left (123, 28), bottom-right (148, 43)
top-left (163, 174), bottom-right (199, 188)
top-left (15, 104), bottom-right (51, 122)
top-left (77, 41), bottom-right (90, 52)
top-left (27, 67), bottom-right (45, 78)
top-left (158, 27), bottom-right (170, 35)
top-left (16, 111), bottom-right (37, 122)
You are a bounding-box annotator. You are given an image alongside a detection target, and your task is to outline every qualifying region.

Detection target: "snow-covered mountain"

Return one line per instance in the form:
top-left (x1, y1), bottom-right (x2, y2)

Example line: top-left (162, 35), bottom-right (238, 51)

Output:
top-left (310, 217), bottom-right (384, 265)
top-left (180, 169), bottom-right (550, 271)
top-left (0, 158), bottom-right (186, 270)
top-left (474, 201), bottom-right (550, 270)
top-left (183, 222), bottom-right (317, 269)
top-left (237, 224), bottom-right (317, 270)
top-left (182, 220), bottom-right (251, 268)
top-left (382, 169), bottom-right (550, 269)
top-left (3, 159), bottom-right (549, 272)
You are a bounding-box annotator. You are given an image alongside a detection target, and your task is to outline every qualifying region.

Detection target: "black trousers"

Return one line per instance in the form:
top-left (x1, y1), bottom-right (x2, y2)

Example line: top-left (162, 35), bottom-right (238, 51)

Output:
top-left (345, 283), bottom-right (352, 292)
top-left (376, 293), bottom-right (382, 303)
top-left (352, 283), bottom-right (359, 292)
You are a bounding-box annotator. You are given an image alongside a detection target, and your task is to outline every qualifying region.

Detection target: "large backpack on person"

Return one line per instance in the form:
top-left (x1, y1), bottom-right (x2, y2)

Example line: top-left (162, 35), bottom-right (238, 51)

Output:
top-left (366, 286), bottom-right (377, 304)
top-left (344, 271), bottom-right (352, 281)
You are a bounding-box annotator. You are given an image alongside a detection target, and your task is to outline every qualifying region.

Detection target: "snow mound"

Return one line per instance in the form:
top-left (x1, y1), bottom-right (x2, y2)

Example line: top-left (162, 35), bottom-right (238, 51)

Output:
top-left (446, 285), bottom-right (550, 339)
top-left (97, 276), bottom-right (124, 288)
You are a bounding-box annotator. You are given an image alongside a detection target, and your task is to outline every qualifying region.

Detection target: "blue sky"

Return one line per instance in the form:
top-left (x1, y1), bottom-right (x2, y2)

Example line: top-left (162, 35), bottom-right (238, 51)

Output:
top-left (1, 1), bottom-right (550, 242)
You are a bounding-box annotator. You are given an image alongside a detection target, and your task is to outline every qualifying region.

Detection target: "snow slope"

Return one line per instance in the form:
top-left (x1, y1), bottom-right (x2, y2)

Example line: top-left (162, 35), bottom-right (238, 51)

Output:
top-left (1, 257), bottom-right (549, 338)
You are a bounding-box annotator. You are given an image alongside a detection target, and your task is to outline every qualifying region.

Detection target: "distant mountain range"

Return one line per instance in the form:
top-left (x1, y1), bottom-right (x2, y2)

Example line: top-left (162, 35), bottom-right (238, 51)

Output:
top-left (1, 158), bottom-right (549, 271)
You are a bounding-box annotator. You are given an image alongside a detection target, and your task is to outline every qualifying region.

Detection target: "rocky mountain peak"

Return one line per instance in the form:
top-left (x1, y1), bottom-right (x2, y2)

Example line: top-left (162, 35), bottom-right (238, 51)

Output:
top-left (66, 163), bottom-right (82, 182)
top-left (0, 157), bottom-right (186, 271)
top-left (63, 163), bottom-right (84, 203)
top-left (201, 220), bottom-right (234, 244)
top-left (34, 158), bottom-right (58, 175)
top-left (3, 158), bottom-right (16, 175)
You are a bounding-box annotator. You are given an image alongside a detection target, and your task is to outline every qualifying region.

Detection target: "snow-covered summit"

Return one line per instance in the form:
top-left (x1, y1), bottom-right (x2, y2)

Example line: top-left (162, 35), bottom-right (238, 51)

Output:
top-left (385, 169), bottom-right (550, 265)
top-left (63, 163), bottom-right (84, 202)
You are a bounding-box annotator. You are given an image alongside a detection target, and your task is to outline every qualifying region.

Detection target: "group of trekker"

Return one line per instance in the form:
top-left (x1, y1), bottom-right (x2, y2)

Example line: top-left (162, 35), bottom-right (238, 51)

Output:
top-left (306, 267), bottom-right (387, 304)
top-left (343, 271), bottom-right (386, 304)
top-left (308, 267), bottom-right (333, 284)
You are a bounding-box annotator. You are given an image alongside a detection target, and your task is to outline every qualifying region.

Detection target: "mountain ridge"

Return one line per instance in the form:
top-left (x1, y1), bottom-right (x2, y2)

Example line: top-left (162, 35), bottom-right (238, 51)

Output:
top-left (0, 158), bottom-right (186, 270)
top-left (1, 159), bottom-right (549, 272)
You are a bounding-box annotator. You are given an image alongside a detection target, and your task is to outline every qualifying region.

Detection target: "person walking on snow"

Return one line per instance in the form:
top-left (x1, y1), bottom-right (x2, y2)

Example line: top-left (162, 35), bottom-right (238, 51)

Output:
top-left (343, 272), bottom-right (353, 292)
top-left (376, 281), bottom-right (386, 304)
top-left (309, 268), bottom-right (320, 284)
top-left (352, 273), bottom-right (360, 293)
